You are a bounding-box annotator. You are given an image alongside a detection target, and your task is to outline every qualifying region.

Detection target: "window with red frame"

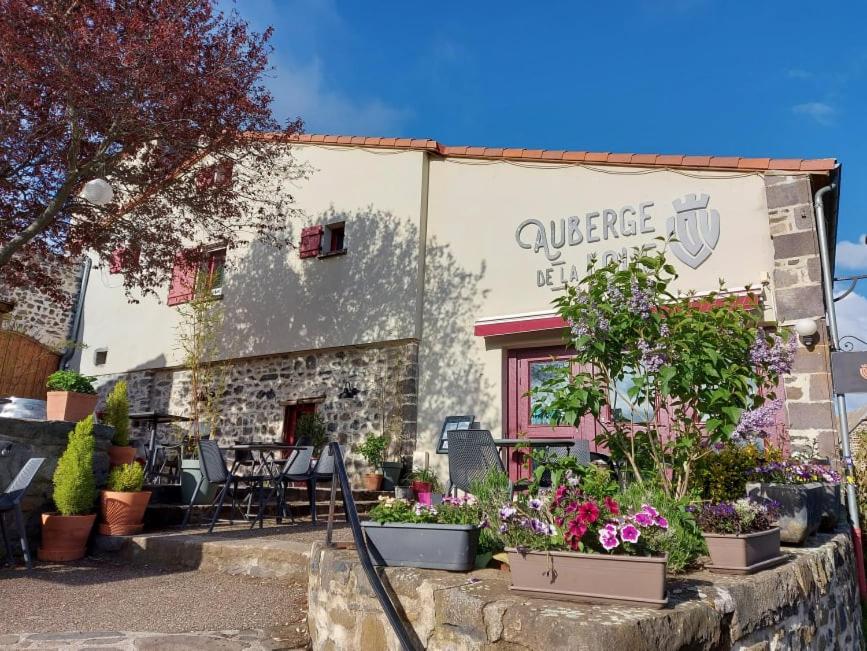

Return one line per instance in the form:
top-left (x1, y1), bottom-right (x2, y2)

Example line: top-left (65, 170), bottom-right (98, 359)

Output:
top-left (166, 246), bottom-right (226, 306)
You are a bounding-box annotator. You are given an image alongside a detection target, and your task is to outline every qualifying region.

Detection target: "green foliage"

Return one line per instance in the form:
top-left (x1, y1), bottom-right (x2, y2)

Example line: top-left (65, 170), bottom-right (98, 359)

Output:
top-left (46, 370), bottom-right (96, 394)
top-left (104, 380), bottom-right (130, 446)
top-left (356, 434), bottom-right (389, 470)
top-left (367, 496), bottom-right (482, 527)
top-left (690, 443), bottom-right (783, 501)
top-left (854, 429), bottom-right (867, 522)
top-left (409, 467), bottom-right (442, 492)
top-left (469, 469), bottom-right (512, 554)
top-left (530, 247), bottom-right (792, 499)
top-left (52, 416), bottom-right (96, 516)
top-left (107, 462), bottom-right (145, 492)
top-left (296, 413), bottom-right (328, 456)
top-left (616, 481), bottom-right (706, 573)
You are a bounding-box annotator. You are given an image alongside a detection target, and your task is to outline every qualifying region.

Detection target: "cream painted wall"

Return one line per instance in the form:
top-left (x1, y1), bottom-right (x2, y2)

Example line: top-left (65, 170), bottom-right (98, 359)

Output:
top-left (75, 146), bottom-right (426, 376)
top-left (416, 157), bottom-right (776, 472)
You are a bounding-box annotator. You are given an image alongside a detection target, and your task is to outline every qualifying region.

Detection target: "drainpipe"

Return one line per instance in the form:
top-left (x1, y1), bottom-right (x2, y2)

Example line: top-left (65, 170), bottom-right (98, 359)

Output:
top-left (813, 181), bottom-right (867, 599)
top-left (59, 256), bottom-right (92, 369)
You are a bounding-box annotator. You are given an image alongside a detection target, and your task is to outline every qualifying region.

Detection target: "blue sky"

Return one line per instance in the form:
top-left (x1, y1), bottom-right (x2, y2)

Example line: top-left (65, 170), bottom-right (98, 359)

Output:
top-left (225, 0), bottom-right (867, 404)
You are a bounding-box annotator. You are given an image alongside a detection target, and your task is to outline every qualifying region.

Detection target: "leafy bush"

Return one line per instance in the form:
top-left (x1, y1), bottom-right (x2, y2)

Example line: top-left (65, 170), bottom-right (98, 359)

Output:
top-left (690, 498), bottom-right (778, 535)
top-left (52, 416), bottom-right (96, 516)
top-left (355, 434), bottom-right (388, 470)
top-left (46, 370), bottom-right (97, 394)
top-left (616, 482), bottom-right (706, 573)
top-left (409, 467), bottom-right (442, 492)
top-left (296, 413), bottom-right (328, 456)
top-left (104, 380), bottom-right (130, 446)
top-left (690, 443), bottom-right (783, 501)
top-left (107, 462), bottom-right (145, 492)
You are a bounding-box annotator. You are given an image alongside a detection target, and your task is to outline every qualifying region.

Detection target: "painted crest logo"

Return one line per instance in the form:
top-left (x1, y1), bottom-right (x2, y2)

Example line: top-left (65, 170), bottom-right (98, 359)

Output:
top-left (666, 193), bottom-right (721, 269)
top-left (859, 364), bottom-right (867, 381)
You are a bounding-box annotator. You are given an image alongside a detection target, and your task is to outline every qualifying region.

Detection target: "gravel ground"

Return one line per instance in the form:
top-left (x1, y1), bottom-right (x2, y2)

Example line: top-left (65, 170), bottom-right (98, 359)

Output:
top-left (0, 555), bottom-right (309, 646)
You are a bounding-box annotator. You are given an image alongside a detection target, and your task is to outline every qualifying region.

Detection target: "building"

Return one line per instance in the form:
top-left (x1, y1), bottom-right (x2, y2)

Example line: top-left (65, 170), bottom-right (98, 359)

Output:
top-left (73, 135), bottom-right (841, 477)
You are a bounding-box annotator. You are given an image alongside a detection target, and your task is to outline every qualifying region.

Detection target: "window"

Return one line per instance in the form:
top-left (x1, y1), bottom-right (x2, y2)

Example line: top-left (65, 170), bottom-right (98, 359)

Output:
top-left (528, 360), bottom-right (570, 425)
top-left (166, 245), bottom-right (226, 306)
top-left (610, 370), bottom-right (653, 424)
top-left (94, 349), bottom-right (108, 366)
top-left (204, 247), bottom-right (226, 296)
top-left (320, 222), bottom-right (346, 257)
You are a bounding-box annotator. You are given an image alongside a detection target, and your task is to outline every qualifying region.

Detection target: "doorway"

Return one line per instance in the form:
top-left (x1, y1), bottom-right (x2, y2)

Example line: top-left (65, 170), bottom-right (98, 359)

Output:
top-left (282, 403), bottom-right (317, 446)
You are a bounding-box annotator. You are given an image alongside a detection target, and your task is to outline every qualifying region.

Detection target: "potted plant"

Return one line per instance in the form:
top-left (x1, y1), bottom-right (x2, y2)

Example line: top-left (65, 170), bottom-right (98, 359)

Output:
top-left (691, 498), bottom-right (784, 574)
top-left (99, 462), bottom-right (152, 536)
top-left (104, 380), bottom-right (136, 467)
top-left (45, 370), bottom-right (98, 422)
top-left (356, 434), bottom-right (389, 491)
top-left (746, 461), bottom-right (833, 544)
top-left (495, 481), bottom-right (671, 607)
top-left (409, 467), bottom-right (442, 505)
top-left (296, 413), bottom-right (328, 457)
top-left (362, 495), bottom-right (482, 570)
top-left (38, 416), bottom-right (97, 561)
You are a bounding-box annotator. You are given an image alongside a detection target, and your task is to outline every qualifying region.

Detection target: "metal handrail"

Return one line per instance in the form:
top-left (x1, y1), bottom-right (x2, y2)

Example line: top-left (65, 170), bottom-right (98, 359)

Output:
top-left (324, 442), bottom-right (420, 651)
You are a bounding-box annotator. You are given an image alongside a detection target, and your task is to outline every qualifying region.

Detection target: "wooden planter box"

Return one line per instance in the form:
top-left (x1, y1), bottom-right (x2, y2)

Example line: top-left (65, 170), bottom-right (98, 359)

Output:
top-left (362, 521), bottom-right (479, 571)
top-left (703, 527), bottom-right (786, 575)
top-left (506, 548), bottom-right (668, 608)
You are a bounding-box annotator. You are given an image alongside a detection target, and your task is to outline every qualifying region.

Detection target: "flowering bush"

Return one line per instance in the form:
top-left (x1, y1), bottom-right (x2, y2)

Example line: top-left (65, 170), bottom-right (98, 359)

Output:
top-left (690, 498), bottom-right (779, 535)
top-left (367, 495), bottom-right (483, 526)
top-left (751, 460), bottom-right (841, 485)
top-left (530, 249), bottom-right (795, 499)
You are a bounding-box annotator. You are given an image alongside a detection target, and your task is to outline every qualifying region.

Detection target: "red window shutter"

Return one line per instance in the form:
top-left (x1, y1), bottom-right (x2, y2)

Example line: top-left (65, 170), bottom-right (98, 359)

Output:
top-left (167, 250), bottom-right (197, 306)
top-left (299, 226), bottom-right (323, 259)
top-left (108, 247), bottom-right (141, 274)
top-left (214, 160), bottom-right (233, 188)
top-left (195, 168), bottom-right (214, 192)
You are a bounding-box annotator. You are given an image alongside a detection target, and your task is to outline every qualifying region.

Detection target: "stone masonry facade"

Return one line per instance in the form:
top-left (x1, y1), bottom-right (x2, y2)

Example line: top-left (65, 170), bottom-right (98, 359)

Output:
top-left (95, 340), bottom-right (419, 478)
top-left (766, 174), bottom-right (837, 459)
top-left (0, 257), bottom-right (82, 351)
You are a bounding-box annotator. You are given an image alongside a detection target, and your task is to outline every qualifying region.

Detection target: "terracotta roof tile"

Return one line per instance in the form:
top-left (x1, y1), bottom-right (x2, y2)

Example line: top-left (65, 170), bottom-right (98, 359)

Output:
top-left (280, 133), bottom-right (836, 173)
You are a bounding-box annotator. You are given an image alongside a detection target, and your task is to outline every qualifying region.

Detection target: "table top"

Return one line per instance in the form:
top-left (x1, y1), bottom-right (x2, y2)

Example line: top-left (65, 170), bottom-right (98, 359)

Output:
top-left (491, 438), bottom-right (577, 447)
top-left (221, 444), bottom-right (305, 451)
top-left (129, 412), bottom-right (192, 424)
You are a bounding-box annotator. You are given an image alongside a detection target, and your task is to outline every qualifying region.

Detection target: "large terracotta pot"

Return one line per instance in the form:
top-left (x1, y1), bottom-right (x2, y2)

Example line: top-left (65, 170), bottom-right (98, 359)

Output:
top-left (46, 391), bottom-right (98, 422)
top-left (98, 490), bottom-right (152, 536)
top-left (107, 446), bottom-right (137, 467)
top-left (703, 527), bottom-right (785, 574)
top-left (38, 513), bottom-right (96, 562)
top-left (507, 548), bottom-right (668, 608)
top-left (363, 473), bottom-right (384, 491)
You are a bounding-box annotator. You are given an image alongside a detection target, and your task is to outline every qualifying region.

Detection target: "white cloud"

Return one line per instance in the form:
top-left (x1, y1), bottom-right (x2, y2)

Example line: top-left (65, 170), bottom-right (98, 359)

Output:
top-left (837, 235), bottom-right (867, 271)
top-left (792, 102), bottom-right (837, 126)
top-left (837, 290), bottom-right (867, 410)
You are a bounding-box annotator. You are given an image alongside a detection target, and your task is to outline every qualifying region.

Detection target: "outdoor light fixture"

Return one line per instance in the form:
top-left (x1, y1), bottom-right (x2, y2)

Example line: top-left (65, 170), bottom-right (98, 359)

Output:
top-left (80, 178), bottom-right (114, 206)
top-left (338, 381), bottom-right (360, 399)
top-left (794, 318), bottom-right (819, 346)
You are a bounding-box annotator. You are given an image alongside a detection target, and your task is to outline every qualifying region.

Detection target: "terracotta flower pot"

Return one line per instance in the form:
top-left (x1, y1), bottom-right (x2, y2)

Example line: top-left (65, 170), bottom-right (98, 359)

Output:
top-left (46, 391), bottom-right (98, 422)
top-left (38, 513), bottom-right (96, 562)
top-left (363, 473), bottom-right (384, 491)
top-left (98, 490), bottom-right (152, 536)
top-left (507, 548), bottom-right (668, 608)
top-left (703, 527), bottom-right (785, 574)
top-left (107, 445), bottom-right (137, 467)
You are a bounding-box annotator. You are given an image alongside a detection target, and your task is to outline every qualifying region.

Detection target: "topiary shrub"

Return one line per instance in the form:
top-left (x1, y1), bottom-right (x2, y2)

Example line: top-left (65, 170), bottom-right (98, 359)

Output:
top-left (46, 369), bottom-right (97, 394)
top-left (52, 415), bottom-right (97, 516)
top-left (107, 462), bottom-right (145, 492)
top-left (104, 380), bottom-right (130, 446)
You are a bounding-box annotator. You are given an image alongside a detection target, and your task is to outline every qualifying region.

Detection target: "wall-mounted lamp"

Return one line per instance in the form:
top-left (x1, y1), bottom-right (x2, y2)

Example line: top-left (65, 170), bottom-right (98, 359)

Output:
top-left (80, 178), bottom-right (114, 206)
top-left (794, 318), bottom-right (819, 347)
top-left (338, 381), bottom-right (360, 399)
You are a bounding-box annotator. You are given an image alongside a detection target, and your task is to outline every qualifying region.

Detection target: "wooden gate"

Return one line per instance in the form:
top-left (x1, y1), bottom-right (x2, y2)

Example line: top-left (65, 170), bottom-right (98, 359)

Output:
top-left (0, 330), bottom-right (60, 399)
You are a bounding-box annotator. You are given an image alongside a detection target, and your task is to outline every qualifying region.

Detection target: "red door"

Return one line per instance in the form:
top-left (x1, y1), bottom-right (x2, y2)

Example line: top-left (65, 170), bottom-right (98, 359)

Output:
top-left (282, 404), bottom-right (316, 445)
top-left (505, 347), bottom-right (605, 479)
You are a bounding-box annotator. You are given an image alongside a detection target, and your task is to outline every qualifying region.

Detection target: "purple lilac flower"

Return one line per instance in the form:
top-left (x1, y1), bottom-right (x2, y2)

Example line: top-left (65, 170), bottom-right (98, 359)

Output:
top-left (734, 399), bottom-right (782, 438)
top-left (528, 498), bottom-right (543, 511)
top-left (619, 524), bottom-right (641, 543)
top-left (606, 279), bottom-right (625, 304)
top-left (749, 332), bottom-right (797, 375)
top-left (637, 338), bottom-right (666, 374)
top-left (659, 323), bottom-right (670, 338)
top-left (628, 278), bottom-right (653, 318)
top-left (599, 527), bottom-right (620, 551)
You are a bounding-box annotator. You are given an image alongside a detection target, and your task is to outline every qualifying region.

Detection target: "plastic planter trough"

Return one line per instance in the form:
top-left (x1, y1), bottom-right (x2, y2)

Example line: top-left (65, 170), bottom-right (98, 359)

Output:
top-left (703, 527), bottom-right (786, 575)
top-left (507, 548), bottom-right (668, 608)
top-left (361, 521), bottom-right (480, 571)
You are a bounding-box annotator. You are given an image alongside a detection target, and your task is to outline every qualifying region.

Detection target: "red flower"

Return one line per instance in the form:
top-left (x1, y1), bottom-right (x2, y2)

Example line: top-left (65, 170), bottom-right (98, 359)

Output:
top-left (604, 496), bottom-right (620, 515)
top-left (577, 501), bottom-right (600, 524)
top-left (567, 519), bottom-right (587, 539)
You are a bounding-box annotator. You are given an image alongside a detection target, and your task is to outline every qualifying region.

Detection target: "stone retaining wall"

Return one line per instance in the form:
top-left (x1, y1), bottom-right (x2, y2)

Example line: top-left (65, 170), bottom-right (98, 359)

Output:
top-left (307, 532), bottom-right (862, 650)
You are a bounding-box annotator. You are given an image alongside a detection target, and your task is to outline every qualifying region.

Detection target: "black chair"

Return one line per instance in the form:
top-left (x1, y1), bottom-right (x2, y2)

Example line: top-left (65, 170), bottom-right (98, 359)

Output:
top-left (0, 458), bottom-right (45, 569)
top-left (446, 430), bottom-right (514, 496)
top-left (307, 444), bottom-right (344, 524)
top-left (249, 446), bottom-right (314, 528)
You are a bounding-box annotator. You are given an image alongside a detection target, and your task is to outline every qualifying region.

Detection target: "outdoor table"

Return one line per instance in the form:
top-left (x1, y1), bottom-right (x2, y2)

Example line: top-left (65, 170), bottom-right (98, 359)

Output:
top-left (221, 444), bottom-right (306, 520)
top-left (490, 438), bottom-right (577, 473)
top-left (129, 411), bottom-right (191, 484)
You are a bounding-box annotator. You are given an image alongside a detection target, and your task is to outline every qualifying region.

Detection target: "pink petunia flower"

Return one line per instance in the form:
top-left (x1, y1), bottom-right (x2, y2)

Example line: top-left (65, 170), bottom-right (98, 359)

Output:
top-left (578, 501), bottom-right (600, 524)
top-left (654, 516), bottom-right (669, 529)
top-left (599, 529), bottom-right (619, 551)
top-left (633, 512), bottom-right (653, 527)
top-left (619, 524), bottom-right (641, 544)
top-left (641, 504), bottom-right (659, 518)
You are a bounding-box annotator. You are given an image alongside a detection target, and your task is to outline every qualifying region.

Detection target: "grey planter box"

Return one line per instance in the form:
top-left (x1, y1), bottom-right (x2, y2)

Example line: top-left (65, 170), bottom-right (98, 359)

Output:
top-left (746, 482), bottom-right (823, 545)
top-left (819, 483), bottom-right (842, 532)
top-left (361, 521), bottom-right (479, 571)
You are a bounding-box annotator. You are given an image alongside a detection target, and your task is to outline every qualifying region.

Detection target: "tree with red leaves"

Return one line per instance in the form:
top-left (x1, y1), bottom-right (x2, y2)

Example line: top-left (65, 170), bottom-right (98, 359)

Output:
top-left (0, 0), bottom-right (303, 300)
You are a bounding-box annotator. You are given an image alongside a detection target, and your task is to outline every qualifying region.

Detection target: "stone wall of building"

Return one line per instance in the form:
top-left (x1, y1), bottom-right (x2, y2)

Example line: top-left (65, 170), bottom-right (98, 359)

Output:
top-left (766, 175), bottom-right (837, 458)
top-left (0, 258), bottom-right (82, 351)
top-left (308, 531), bottom-right (862, 650)
top-left (94, 340), bottom-right (419, 477)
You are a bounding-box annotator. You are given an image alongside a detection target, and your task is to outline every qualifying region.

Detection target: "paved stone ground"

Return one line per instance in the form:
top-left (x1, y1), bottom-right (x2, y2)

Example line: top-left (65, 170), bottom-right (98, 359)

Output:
top-left (0, 628), bottom-right (307, 650)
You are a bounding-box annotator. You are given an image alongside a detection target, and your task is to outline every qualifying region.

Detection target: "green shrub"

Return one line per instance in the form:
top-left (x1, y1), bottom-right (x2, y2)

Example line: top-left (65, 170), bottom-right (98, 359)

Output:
top-left (355, 434), bottom-right (389, 470)
top-left (690, 443), bottom-right (784, 502)
top-left (107, 462), bottom-right (145, 492)
top-left (104, 380), bottom-right (130, 446)
top-left (296, 413), bottom-right (328, 456)
top-left (616, 482), bottom-right (706, 573)
top-left (46, 369), bottom-right (97, 394)
top-left (409, 467), bottom-right (442, 492)
top-left (52, 416), bottom-right (96, 516)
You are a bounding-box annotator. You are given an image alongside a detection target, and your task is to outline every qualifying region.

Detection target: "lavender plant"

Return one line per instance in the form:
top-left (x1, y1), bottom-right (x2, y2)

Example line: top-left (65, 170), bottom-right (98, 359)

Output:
top-left (531, 247), bottom-right (796, 499)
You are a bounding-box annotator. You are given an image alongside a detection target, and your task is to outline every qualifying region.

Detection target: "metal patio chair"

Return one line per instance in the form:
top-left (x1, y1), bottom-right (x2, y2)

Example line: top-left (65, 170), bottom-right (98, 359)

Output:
top-left (307, 444), bottom-right (344, 524)
top-left (249, 446), bottom-right (314, 528)
top-left (0, 458), bottom-right (45, 569)
top-left (446, 430), bottom-right (515, 496)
